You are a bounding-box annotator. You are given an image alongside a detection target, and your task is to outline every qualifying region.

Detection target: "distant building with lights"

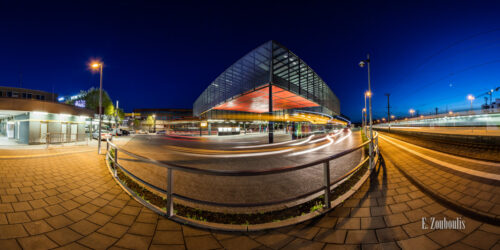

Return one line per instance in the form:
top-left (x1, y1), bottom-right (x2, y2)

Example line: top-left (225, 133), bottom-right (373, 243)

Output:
top-left (0, 86), bottom-right (94, 144)
top-left (126, 108), bottom-right (193, 132)
top-left (192, 40), bottom-right (345, 139)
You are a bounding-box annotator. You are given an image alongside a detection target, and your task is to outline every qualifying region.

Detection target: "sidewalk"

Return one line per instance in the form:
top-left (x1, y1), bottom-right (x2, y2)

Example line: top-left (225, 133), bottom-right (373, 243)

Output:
top-left (0, 143), bottom-right (499, 249)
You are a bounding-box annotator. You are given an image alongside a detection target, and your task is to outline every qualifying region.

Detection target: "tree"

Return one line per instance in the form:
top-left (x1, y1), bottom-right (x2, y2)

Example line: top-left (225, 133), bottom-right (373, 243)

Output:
top-left (146, 115), bottom-right (154, 131)
top-left (133, 119), bottom-right (141, 130)
top-left (73, 87), bottom-right (114, 115)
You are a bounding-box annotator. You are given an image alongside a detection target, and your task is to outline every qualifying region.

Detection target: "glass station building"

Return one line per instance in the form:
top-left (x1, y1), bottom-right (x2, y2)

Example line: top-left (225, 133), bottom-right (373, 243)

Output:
top-left (192, 41), bottom-right (344, 139)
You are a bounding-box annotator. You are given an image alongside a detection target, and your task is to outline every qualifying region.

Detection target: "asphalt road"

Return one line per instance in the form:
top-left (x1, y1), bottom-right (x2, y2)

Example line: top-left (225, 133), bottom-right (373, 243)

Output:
top-left (115, 130), bottom-right (364, 213)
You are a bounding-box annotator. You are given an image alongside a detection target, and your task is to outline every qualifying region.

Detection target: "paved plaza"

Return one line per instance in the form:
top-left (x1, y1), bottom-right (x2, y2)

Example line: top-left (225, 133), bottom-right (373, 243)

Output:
top-left (0, 136), bottom-right (499, 249)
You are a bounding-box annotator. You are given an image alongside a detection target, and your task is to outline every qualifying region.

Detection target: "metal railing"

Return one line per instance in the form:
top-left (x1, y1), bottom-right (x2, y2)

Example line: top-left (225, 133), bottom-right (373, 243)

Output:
top-left (105, 131), bottom-right (379, 219)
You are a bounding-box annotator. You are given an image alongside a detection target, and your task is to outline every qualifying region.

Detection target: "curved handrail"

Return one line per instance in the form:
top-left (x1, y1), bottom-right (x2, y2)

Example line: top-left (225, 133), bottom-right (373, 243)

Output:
top-left (107, 134), bottom-right (376, 177)
top-left (105, 130), bottom-right (379, 217)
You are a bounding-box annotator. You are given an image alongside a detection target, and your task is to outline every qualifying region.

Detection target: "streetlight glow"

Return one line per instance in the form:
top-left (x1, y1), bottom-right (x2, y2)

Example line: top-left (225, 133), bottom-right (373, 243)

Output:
top-left (467, 94), bottom-right (475, 112)
top-left (409, 109), bottom-right (415, 118)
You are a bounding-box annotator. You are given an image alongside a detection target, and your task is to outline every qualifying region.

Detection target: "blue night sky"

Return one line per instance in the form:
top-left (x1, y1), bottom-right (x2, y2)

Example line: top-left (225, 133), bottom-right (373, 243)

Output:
top-left (0, 0), bottom-right (499, 122)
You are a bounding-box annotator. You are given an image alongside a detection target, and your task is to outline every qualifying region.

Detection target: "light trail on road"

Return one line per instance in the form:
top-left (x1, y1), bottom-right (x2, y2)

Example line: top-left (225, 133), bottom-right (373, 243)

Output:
top-left (287, 135), bottom-right (334, 156)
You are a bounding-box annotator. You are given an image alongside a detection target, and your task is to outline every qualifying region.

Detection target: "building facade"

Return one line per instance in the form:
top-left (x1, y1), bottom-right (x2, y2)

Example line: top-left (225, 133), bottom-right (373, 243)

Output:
top-left (192, 41), bottom-right (344, 139)
top-left (128, 108), bottom-right (193, 132)
top-left (0, 87), bottom-right (93, 144)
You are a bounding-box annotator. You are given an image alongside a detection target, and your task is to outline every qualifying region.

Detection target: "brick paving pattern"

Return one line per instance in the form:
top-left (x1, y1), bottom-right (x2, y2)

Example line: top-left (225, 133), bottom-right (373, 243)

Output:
top-left (0, 142), bottom-right (499, 249)
top-left (380, 134), bottom-right (500, 220)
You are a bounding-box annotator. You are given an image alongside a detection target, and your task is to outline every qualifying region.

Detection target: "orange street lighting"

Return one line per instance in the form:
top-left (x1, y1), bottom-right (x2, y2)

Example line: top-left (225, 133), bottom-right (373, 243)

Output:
top-left (449, 111), bottom-right (453, 115)
top-left (365, 91), bottom-right (372, 97)
top-left (89, 60), bottom-right (104, 154)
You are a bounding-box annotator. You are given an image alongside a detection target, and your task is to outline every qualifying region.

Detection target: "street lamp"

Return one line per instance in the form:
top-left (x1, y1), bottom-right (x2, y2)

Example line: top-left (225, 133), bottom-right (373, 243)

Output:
top-left (409, 109), bottom-right (415, 117)
top-left (467, 94), bottom-right (475, 112)
top-left (91, 62), bottom-right (103, 154)
top-left (359, 54), bottom-right (373, 169)
top-left (391, 115), bottom-right (395, 120)
top-left (362, 108), bottom-right (366, 128)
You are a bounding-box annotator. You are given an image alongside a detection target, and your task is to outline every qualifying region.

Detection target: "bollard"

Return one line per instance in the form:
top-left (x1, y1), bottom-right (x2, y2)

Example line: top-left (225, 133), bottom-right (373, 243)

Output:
top-left (323, 161), bottom-right (331, 209)
top-left (166, 168), bottom-right (174, 217)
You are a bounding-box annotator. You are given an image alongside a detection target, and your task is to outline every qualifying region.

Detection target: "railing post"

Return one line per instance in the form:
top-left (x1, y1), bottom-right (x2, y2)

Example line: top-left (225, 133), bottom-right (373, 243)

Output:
top-left (369, 136), bottom-right (373, 170)
top-left (166, 168), bottom-right (174, 217)
top-left (106, 140), bottom-right (109, 152)
top-left (113, 148), bottom-right (118, 177)
top-left (46, 133), bottom-right (49, 149)
top-left (323, 161), bottom-right (331, 209)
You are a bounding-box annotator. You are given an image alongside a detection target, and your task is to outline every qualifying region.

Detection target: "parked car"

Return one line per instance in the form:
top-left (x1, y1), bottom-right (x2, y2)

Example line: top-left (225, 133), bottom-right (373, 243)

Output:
top-left (92, 130), bottom-right (113, 141)
top-left (111, 128), bottom-right (122, 136)
top-left (156, 130), bottom-right (166, 135)
top-left (121, 129), bottom-right (130, 136)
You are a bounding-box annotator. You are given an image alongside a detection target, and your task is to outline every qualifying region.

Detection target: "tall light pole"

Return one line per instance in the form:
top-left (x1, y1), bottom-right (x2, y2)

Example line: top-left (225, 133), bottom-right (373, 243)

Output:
top-left (359, 54), bottom-right (373, 169)
top-left (362, 108), bottom-right (366, 128)
top-left (467, 94), bottom-right (475, 112)
top-left (364, 91), bottom-right (368, 130)
top-left (91, 62), bottom-right (103, 154)
top-left (409, 109), bottom-right (415, 118)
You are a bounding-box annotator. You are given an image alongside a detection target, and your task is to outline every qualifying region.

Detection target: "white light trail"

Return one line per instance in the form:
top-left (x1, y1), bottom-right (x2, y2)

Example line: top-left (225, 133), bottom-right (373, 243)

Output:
top-left (287, 136), bottom-right (334, 156)
top-left (233, 137), bottom-right (304, 148)
top-left (291, 135), bottom-right (314, 145)
top-left (334, 130), bottom-right (352, 144)
top-left (173, 148), bottom-right (294, 158)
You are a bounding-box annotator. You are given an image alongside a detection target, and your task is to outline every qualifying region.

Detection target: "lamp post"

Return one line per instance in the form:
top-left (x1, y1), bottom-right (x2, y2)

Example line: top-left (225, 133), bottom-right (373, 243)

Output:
top-left (364, 91), bottom-right (368, 130)
top-left (409, 109), bottom-right (415, 118)
top-left (467, 94), bottom-right (475, 112)
top-left (91, 62), bottom-right (103, 154)
top-left (362, 108), bottom-right (366, 128)
top-left (359, 54), bottom-right (373, 169)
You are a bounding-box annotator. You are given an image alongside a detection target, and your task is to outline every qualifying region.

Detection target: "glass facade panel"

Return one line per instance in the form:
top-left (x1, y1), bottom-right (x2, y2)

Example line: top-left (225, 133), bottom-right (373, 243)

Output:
top-left (193, 41), bottom-right (340, 118)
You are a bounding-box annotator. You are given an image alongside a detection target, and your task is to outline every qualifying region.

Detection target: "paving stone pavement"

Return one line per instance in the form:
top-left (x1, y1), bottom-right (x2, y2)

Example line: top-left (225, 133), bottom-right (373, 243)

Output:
top-left (0, 145), bottom-right (500, 249)
top-left (379, 133), bottom-right (500, 220)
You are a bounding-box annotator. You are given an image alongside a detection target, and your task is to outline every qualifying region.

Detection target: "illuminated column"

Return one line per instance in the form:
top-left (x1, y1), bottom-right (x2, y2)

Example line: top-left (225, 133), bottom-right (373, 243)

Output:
top-left (268, 42), bottom-right (274, 144)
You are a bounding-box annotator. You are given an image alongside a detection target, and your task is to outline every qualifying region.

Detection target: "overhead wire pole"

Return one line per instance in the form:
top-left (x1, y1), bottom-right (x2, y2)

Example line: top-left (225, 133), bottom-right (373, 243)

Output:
top-left (385, 93), bottom-right (391, 131)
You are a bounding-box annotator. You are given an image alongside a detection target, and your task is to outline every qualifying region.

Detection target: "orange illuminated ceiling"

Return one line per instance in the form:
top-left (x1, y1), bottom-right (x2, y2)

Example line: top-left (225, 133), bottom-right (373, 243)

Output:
top-left (213, 85), bottom-right (319, 113)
